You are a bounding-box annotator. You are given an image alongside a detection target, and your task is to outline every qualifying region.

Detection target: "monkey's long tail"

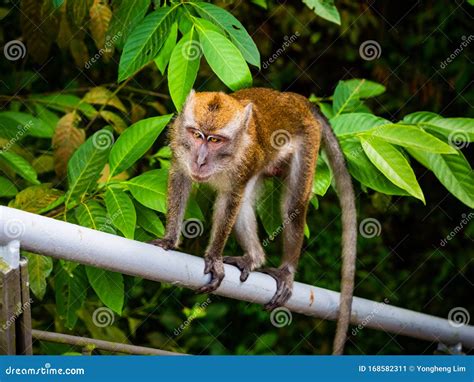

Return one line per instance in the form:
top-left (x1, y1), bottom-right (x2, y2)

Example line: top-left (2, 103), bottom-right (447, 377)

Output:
top-left (312, 108), bottom-right (357, 355)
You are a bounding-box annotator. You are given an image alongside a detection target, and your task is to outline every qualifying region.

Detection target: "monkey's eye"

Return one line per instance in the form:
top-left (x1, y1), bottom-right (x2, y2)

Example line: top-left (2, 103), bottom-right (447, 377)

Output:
top-left (208, 137), bottom-right (220, 143)
top-left (193, 131), bottom-right (202, 139)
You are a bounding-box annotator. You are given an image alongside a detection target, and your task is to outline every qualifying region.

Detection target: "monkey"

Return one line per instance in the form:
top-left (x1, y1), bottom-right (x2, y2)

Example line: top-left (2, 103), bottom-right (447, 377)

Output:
top-left (151, 88), bottom-right (357, 355)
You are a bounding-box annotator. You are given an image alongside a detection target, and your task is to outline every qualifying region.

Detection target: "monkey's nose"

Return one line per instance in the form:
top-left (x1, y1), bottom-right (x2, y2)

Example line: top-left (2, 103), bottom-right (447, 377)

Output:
top-left (196, 156), bottom-right (207, 168)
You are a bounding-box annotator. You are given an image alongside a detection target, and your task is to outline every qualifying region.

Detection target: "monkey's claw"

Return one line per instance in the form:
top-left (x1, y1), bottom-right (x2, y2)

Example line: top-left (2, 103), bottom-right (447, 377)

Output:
top-left (261, 266), bottom-right (294, 311)
top-left (197, 257), bottom-right (225, 294)
top-left (149, 237), bottom-right (176, 250)
top-left (223, 255), bottom-right (254, 282)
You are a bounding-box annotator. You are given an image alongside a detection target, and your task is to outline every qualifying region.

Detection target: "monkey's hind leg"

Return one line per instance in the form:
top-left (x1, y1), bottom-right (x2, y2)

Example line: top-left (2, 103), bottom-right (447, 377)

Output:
top-left (224, 176), bottom-right (266, 282)
top-left (262, 141), bottom-right (317, 311)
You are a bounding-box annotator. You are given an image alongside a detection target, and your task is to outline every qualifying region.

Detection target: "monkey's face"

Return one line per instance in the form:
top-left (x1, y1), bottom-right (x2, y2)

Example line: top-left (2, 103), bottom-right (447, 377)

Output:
top-left (184, 127), bottom-right (234, 182)
top-left (173, 91), bottom-right (253, 183)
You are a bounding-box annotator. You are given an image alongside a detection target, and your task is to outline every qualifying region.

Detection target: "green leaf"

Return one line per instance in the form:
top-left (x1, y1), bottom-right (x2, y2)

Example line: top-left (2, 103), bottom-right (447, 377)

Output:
top-left (168, 28), bottom-right (201, 111)
top-left (331, 112), bottom-right (390, 137)
top-left (66, 129), bottom-right (112, 206)
top-left (341, 139), bottom-right (409, 195)
top-left (0, 111), bottom-right (54, 138)
top-left (332, 80), bottom-right (364, 116)
top-left (108, 0), bottom-right (151, 50)
top-left (154, 21), bottom-right (178, 74)
top-left (104, 187), bottom-right (136, 239)
top-left (127, 169), bottom-right (168, 213)
top-left (85, 266), bottom-right (124, 315)
top-left (402, 111), bottom-right (442, 124)
top-left (23, 251), bottom-right (53, 300)
top-left (191, 2), bottom-right (260, 67)
top-left (75, 200), bottom-right (116, 234)
top-left (256, 178), bottom-right (283, 237)
top-left (316, 102), bottom-right (334, 119)
top-left (109, 115), bottom-right (172, 176)
top-left (0, 114), bottom-right (23, 140)
top-left (360, 136), bottom-right (425, 202)
top-left (184, 192), bottom-right (205, 220)
top-left (0, 151), bottom-right (39, 184)
top-left (313, 156), bottom-right (332, 196)
top-left (35, 104), bottom-right (59, 131)
top-left (302, 0), bottom-right (341, 25)
top-left (118, 5), bottom-right (178, 81)
top-left (421, 118), bottom-right (474, 142)
top-left (407, 148), bottom-right (474, 208)
top-left (135, 202), bottom-right (165, 237)
top-left (55, 265), bottom-right (88, 330)
top-left (360, 124), bottom-right (457, 154)
top-left (343, 79), bottom-right (386, 98)
top-left (30, 94), bottom-right (97, 118)
top-left (0, 176), bottom-right (18, 197)
top-left (191, 16), bottom-right (225, 34)
top-left (197, 27), bottom-right (252, 91)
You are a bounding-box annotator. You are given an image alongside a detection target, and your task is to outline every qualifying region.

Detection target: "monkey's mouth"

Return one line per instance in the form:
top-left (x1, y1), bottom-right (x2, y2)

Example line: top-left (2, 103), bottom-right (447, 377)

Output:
top-left (191, 173), bottom-right (212, 182)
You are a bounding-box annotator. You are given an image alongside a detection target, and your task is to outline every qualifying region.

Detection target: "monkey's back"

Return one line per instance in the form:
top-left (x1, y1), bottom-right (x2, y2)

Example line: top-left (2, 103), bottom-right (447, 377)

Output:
top-left (231, 87), bottom-right (319, 135)
top-left (231, 87), bottom-right (321, 158)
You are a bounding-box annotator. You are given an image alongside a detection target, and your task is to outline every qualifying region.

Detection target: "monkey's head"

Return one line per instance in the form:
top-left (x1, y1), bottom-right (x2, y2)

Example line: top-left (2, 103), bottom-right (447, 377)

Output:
top-left (171, 90), bottom-right (253, 183)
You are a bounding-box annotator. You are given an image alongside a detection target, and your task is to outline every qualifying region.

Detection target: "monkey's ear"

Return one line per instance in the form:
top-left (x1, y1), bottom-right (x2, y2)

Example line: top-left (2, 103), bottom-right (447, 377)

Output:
top-left (182, 89), bottom-right (196, 123)
top-left (184, 89), bottom-right (196, 107)
top-left (242, 102), bottom-right (253, 129)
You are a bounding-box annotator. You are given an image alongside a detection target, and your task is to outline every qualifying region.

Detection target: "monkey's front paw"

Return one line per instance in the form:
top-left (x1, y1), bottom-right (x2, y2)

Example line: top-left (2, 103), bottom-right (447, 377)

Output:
top-left (261, 266), bottom-right (294, 311)
top-left (223, 255), bottom-right (254, 282)
top-left (149, 237), bottom-right (175, 251)
top-left (196, 257), bottom-right (225, 294)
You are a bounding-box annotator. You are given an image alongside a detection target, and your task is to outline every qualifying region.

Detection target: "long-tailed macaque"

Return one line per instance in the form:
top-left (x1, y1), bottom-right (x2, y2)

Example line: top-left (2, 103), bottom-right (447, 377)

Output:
top-left (151, 88), bottom-right (357, 354)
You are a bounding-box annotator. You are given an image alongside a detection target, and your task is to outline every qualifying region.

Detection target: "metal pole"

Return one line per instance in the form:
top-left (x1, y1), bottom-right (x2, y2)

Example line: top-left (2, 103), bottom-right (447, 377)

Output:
top-left (1, 206), bottom-right (473, 349)
top-left (32, 330), bottom-right (185, 356)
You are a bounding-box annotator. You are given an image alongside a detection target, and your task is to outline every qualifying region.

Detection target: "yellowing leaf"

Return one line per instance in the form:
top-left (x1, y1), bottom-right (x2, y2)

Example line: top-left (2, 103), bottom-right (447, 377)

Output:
top-left (8, 184), bottom-right (63, 213)
top-left (83, 87), bottom-right (127, 113)
top-left (70, 38), bottom-right (89, 67)
top-left (99, 111), bottom-right (128, 133)
top-left (21, 0), bottom-right (53, 63)
top-left (52, 112), bottom-right (85, 178)
top-left (89, 0), bottom-right (113, 52)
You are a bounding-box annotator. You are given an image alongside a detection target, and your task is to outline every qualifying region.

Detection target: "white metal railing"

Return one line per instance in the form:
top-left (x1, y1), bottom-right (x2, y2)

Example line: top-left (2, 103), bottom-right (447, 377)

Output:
top-left (0, 206), bottom-right (473, 350)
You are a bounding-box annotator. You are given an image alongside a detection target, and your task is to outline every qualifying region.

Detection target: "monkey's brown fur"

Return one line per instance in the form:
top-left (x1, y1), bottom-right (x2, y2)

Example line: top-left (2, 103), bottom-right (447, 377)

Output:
top-left (153, 88), bottom-right (357, 355)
